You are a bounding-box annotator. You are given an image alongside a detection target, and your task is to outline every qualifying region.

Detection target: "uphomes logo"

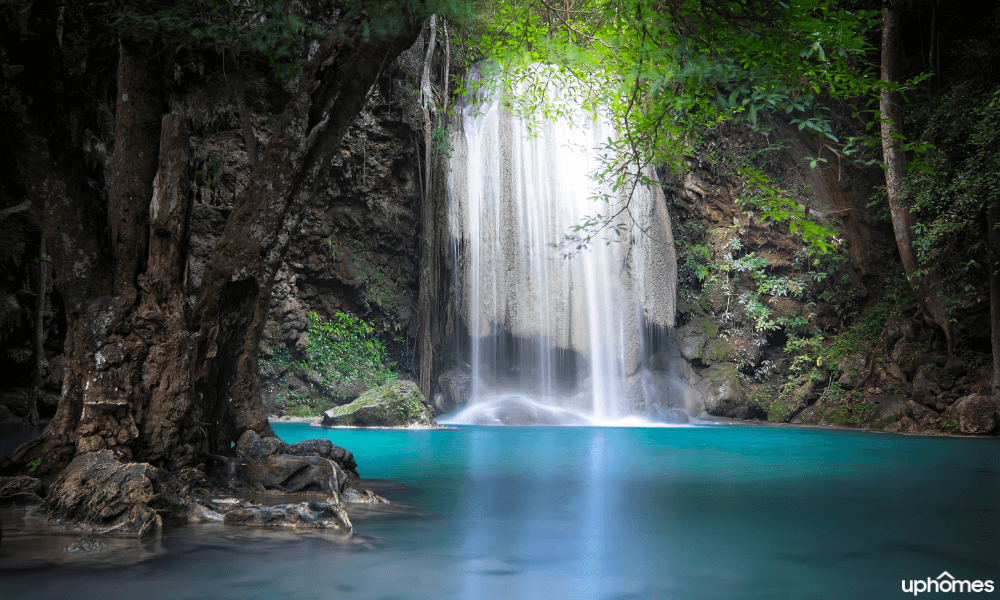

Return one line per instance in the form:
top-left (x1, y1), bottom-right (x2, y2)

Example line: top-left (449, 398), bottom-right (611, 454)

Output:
top-left (902, 572), bottom-right (995, 595)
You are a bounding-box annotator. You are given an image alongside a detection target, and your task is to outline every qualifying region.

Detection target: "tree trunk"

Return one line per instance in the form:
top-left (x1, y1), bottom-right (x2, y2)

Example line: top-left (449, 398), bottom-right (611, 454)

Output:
top-left (3, 9), bottom-right (422, 475)
top-left (989, 201), bottom-right (1000, 396)
top-left (226, 48), bottom-right (260, 168)
top-left (26, 234), bottom-right (45, 427)
top-left (880, 5), bottom-right (953, 358)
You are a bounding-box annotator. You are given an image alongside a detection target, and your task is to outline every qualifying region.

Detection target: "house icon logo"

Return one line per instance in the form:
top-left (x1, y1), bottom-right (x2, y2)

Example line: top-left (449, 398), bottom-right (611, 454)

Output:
top-left (902, 571), bottom-right (995, 595)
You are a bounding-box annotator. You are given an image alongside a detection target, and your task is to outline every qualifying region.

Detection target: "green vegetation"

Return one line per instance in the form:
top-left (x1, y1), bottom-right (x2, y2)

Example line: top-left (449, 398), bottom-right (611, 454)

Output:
top-left (260, 312), bottom-right (396, 416)
top-left (27, 457), bottom-right (43, 472)
top-left (323, 382), bottom-right (432, 426)
top-left (464, 0), bottom-right (889, 255)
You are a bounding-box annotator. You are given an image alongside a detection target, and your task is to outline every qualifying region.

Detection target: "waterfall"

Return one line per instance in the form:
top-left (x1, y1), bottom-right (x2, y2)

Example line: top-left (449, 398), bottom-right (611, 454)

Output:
top-left (443, 85), bottom-right (690, 425)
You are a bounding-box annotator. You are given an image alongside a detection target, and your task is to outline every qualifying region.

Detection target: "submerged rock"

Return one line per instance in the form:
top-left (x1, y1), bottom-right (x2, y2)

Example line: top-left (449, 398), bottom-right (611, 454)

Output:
top-left (322, 380), bottom-right (435, 427)
top-left (63, 534), bottom-right (106, 553)
top-left (43, 450), bottom-right (161, 537)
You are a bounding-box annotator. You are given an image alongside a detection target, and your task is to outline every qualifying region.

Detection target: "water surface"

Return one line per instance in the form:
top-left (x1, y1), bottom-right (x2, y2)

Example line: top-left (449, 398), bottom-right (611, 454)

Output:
top-left (2, 424), bottom-right (998, 599)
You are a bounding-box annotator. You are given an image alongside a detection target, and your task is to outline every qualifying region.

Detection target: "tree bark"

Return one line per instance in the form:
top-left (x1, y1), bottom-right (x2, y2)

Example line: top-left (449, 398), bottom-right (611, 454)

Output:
top-left (989, 201), bottom-right (1000, 396)
top-left (27, 234), bottom-right (46, 427)
top-left (880, 4), bottom-right (953, 357)
top-left (3, 8), bottom-right (423, 474)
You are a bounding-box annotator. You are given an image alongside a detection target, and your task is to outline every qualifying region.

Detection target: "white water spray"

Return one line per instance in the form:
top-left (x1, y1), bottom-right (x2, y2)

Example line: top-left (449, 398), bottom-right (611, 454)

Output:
top-left (444, 82), bottom-right (686, 426)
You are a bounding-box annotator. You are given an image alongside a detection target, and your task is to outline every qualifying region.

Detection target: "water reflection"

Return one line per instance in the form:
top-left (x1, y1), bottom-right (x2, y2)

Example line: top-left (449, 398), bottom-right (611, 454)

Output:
top-left (1, 424), bottom-right (997, 600)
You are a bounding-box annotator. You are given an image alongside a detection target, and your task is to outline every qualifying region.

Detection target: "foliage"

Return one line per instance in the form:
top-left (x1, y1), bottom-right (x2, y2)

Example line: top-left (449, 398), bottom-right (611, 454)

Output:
top-left (460, 0), bottom-right (886, 253)
top-left (260, 312), bottom-right (396, 415)
top-left (103, 0), bottom-right (473, 79)
top-left (304, 311), bottom-right (396, 389)
top-left (27, 457), bottom-right (43, 472)
top-left (899, 82), bottom-right (1000, 310)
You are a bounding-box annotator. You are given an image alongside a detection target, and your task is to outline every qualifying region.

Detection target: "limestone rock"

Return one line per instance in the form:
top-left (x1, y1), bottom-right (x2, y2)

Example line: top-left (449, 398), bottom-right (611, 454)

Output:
top-left (703, 335), bottom-right (762, 367)
top-left (42, 450), bottom-right (161, 537)
top-left (0, 475), bottom-right (46, 507)
top-left (891, 339), bottom-right (912, 368)
top-left (836, 354), bottom-right (868, 390)
top-left (895, 416), bottom-right (918, 434)
top-left (912, 365), bottom-right (942, 402)
top-left (676, 321), bottom-right (711, 362)
top-left (876, 396), bottom-right (907, 422)
top-left (222, 501), bottom-right (352, 531)
top-left (436, 367), bottom-right (472, 415)
top-left (242, 454), bottom-right (347, 495)
top-left (322, 380), bottom-right (435, 427)
top-left (906, 401), bottom-right (938, 423)
top-left (342, 487), bottom-right (389, 504)
top-left (945, 395), bottom-right (997, 435)
top-left (698, 365), bottom-right (758, 419)
top-left (235, 429), bottom-right (358, 483)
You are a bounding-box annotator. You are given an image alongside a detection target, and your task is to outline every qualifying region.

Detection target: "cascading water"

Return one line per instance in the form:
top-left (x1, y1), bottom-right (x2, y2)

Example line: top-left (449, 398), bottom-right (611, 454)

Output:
top-left (442, 81), bottom-right (697, 426)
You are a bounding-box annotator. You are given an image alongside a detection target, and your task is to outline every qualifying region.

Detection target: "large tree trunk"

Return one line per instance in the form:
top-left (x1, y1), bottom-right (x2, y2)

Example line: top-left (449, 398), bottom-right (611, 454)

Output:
top-left (989, 201), bottom-right (1000, 396)
top-left (2, 7), bottom-right (422, 475)
top-left (880, 5), bottom-right (953, 357)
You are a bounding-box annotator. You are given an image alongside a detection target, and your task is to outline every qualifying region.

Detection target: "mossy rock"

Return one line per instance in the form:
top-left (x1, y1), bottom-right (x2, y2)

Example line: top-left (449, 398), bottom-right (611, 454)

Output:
top-left (322, 380), bottom-right (435, 427)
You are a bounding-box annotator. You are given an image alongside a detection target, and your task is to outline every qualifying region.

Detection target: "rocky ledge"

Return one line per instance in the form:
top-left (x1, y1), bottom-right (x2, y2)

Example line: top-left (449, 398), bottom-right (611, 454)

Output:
top-left (0, 430), bottom-right (389, 545)
top-left (322, 380), bottom-right (435, 427)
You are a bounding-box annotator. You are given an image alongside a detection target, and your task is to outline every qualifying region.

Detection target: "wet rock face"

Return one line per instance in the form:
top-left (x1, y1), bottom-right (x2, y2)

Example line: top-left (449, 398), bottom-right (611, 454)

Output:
top-left (233, 430), bottom-right (352, 493)
top-left (699, 366), bottom-right (762, 419)
top-left (945, 395), bottom-right (997, 435)
top-left (0, 475), bottom-right (46, 507)
top-left (235, 429), bottom-right (359, 484)
top-left (435, 367), bottom-right (472, 415)
top-left (222, 501), bottom-right (352, 531)
top-left (322, 379), bottom-right (435, 427)
top-left (43, 450), bottom-right (161, 537)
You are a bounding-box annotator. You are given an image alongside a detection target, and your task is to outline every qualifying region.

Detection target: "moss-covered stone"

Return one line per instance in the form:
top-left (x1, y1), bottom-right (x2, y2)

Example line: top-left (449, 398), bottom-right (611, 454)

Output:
top-left (322, 380), bottom-right (435, 427)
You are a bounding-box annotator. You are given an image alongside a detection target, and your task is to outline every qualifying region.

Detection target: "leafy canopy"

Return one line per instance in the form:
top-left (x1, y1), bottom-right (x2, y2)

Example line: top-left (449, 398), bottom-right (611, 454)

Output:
top-left (461, 0), bottom-right (883, 252)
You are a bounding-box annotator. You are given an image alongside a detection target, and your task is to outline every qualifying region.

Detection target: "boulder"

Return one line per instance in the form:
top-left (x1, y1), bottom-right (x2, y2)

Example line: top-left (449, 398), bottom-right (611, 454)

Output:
top-left (698, 365), bottom-right (759, 419)
top-left (222, 501), bottom-right (351, 531)
top-left (0, 475), bottom-right (46, 507)
top-left (436, 367), bottom-right (472, 415)
top-left (891, 338), bottom-right (912, 368)
top-left (676, 322), bottom-right (710, 362)
top-left (322, 380), bottom-right (435, 427)
top-left (876, 396), bottom-right (907, 422)
top-left (703, 335), bottom-right (762, 367)
top-left (906, 400), bottom-right (938, 423)
top-left (836, 354), bottom-right (868, 390)
top-left (945, 395), bottom-right (997, 435)
top-left (883, 361), bottom-right (907, 384)
top-left (912, 365), bottom-right (942, 401)
top-left (42, 450), bottom-right (161, 537)
top-left (235, 430), bottom-right (358, 483)
top-left (242, 454), bottom-right (347, 495)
